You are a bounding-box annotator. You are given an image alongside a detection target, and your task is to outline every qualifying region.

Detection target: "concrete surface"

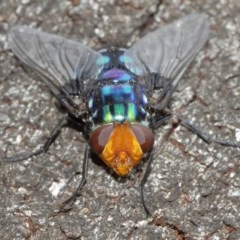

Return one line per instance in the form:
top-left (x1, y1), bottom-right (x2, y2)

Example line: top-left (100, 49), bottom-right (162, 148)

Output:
top-left (0, 0), bottom-right (240, 239)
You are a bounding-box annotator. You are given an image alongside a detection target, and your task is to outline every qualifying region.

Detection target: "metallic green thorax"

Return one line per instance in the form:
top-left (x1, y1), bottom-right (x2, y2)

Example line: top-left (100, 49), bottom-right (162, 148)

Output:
top-left (88, 49), bottom-right (149, 130)
top-left (102, 102), bottom-right (137, 123)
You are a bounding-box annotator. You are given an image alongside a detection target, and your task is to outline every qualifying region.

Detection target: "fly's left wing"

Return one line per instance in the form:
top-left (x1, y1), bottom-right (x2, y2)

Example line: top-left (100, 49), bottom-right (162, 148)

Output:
top-left (8, 26), bottom-right (102, 116)
top-left (122, 13), bottom-right (209, 109)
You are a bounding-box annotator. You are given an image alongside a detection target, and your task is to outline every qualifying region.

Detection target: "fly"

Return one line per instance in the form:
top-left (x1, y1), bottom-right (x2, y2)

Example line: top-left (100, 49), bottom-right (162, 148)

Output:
top-left (4, 13), bottom-right (240, 215)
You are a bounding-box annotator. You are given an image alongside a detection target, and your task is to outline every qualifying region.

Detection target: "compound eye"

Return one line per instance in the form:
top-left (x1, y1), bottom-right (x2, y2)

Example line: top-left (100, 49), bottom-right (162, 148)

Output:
top-left (131, 123), bottom-right (154, 153)
top-left (89, 124), bottom-right (113, 154)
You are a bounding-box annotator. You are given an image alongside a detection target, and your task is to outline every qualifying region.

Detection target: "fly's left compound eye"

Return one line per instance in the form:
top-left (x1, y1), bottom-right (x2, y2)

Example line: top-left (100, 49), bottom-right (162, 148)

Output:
top-left (89, 124), bottom-right (113, 154)
top-left (131, 123), bottom-right (154, 153)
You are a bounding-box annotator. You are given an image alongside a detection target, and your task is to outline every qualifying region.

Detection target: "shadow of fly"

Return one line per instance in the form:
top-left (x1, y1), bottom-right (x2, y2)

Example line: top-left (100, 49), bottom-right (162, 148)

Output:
top-left (3, 13), bottom-right (240, 216)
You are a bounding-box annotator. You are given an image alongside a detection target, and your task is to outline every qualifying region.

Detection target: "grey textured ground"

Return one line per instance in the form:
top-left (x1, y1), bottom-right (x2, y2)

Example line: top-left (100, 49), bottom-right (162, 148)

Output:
top-left (0, 0), bottom-right (240, 239)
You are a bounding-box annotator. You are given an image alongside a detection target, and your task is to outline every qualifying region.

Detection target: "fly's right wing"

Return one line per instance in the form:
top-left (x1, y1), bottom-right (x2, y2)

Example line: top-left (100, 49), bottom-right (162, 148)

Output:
top-left (8, 26), bottom-right (102, 116)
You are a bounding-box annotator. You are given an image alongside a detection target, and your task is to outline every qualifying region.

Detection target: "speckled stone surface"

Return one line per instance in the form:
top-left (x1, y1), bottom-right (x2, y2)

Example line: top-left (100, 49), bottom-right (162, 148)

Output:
top-left (0, 1), bottom-right (240, 239)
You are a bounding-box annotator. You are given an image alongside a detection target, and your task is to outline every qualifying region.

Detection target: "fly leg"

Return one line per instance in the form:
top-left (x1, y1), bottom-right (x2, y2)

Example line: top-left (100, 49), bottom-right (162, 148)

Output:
top-left (140, 126), bottom-right (175, 216)
top-left (150, 113), bottom-right (172, 129)
top-left (2, 116), bottom-right (68, 163)
top-left (60, 144), bottom-right (90, 212)
top-left (3, 113), bottom-right (90, 212)
top-left (140, 150), bottom-right (154, 216)
top-left (178, 116), bottom-right (240, 148)
top-left (151, 110), bottom-right (240, 148)
top-left (141, 113), bottom-right (240, 216)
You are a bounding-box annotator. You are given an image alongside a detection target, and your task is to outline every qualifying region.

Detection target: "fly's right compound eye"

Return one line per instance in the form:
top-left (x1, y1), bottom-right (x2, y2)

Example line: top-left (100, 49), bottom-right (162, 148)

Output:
top-left (89, 124), bottom-right (114, 155)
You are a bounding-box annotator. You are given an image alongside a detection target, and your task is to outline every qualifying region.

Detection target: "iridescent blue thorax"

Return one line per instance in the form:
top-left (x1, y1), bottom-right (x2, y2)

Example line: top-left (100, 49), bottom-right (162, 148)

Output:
top-left (88, 48), bottom-right (149, 129)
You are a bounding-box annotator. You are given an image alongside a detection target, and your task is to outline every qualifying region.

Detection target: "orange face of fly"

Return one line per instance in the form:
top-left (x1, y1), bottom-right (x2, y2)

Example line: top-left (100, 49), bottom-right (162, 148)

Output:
top-left (89, 122), bottom-right (154, 176)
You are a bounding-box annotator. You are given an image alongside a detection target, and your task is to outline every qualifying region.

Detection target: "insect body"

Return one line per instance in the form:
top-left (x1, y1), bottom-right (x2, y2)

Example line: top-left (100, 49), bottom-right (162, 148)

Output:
top-left (6, 13), bottom-right (215, 213)
top-left (88, 49), bottom-right (154, 175)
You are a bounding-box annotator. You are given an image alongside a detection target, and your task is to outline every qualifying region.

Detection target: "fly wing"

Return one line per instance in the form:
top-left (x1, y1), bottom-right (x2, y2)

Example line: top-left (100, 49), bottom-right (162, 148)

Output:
top-left (123, 13), bottom-right (209, 104)
top-left (8, 26), bottom-right (102, 115)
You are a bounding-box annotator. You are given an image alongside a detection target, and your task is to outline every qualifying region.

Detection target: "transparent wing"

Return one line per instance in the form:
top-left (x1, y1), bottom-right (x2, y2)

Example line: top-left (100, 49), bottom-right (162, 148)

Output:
top-left (8, 26), bottom-right (102, 114)
top-left (123, 13), bottom-right (209, 95)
